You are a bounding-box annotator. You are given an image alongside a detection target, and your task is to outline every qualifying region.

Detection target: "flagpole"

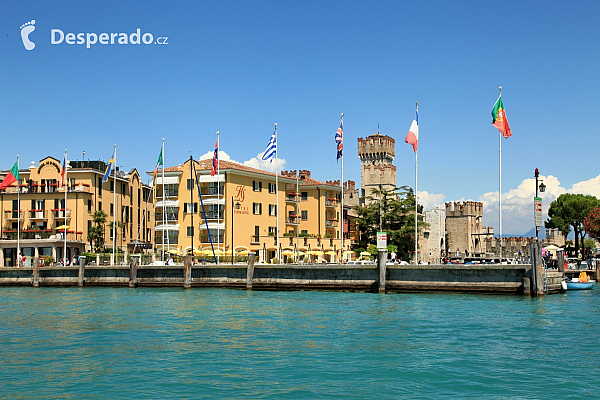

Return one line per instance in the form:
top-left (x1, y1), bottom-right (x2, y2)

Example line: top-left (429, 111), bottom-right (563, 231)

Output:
top-left (112, 144), bottom-right (116, 265)
top-left (414, 102), bottom-right (418, 265)
top-left (274, 123), bottom-right (279, 264)
top-left (340, 113), bottom-right (344, 263)
top-left (498, 86), bottom-right (503, 261)
top-left (218, 131), bottom-right (221, 258)
top-left (64, 149), bottom-right (68, 266)
top-left (17, 155), bottom-right (20, 267)
top-left (162, 139), bottom-right (166, 262)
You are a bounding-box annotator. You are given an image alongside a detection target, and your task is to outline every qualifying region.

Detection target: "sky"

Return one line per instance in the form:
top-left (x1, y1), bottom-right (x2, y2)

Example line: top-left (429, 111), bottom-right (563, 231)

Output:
top-left (2, 0), bottom-right (600, 236)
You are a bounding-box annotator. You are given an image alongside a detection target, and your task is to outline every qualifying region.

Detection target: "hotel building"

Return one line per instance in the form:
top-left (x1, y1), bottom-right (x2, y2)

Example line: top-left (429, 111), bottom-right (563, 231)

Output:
top-left (0, 156), bottom-right (153, 266)
top-left (151, 158), bottom-right (346, 263)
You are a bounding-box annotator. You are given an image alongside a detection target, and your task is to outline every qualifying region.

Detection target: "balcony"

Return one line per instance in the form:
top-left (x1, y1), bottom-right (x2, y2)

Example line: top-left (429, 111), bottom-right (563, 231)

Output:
top-left (326, 219), bottom-right (339, 228)
top-left (286, 216), bottom-right (299, 225)
top-left (325, 198), bottom-right (339, 208)
top-left (5, 210), bottom-right (24, 221)
top-left (51, 209), bottom-right (71, 220)
top-left (199, 234), bottom-right (224, 243)
top-left (285, 193), bottom-right (299, 203)
top-left (28, 209), bottom-right (48, 221)
top-left (155, 212), bottom-right (178, 222)
top-left (200, 185), bottom-right (224, 196)
top-left (251, 235), bottom-right (260, 244)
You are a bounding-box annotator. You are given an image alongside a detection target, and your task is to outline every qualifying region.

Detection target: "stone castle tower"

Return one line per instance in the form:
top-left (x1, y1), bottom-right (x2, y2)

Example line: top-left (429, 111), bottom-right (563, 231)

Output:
top-left (357, 133), bottom-right (396, 201)
top-left (445, 201), bottom-right (493, 257)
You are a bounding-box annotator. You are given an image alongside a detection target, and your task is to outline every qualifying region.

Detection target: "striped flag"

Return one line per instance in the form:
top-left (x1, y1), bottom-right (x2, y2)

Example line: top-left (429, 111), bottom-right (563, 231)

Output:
top-left (335, 116), bottom-right (343, 160)
top-left (262, 130), bottom-right (276, 162)
top-left (405, 110), bottom-right (419, 152)
top-left (211, 140), bottom-right (219, 176)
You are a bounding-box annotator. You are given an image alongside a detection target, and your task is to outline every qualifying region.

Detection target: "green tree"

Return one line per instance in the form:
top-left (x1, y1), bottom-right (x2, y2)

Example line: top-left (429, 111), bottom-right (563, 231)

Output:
top-left (545, 193), bottom-right (600, 254)
top-left (355, 185), bottom-right (428, 261)
top-left (87, 210), bottom-right (107, 252)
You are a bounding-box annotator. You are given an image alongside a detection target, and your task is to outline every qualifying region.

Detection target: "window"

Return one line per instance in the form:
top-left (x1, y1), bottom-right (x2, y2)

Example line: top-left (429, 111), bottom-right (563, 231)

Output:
top-left (301, 210), bottom-right (308, 220)
top-left (268, 226), bottom-right (276, 236)
top-left (184, 203), bottom-right (198, 214)
top-left (138, 188), bottom-right (141, 206)
top-left (269, 204), bottom-right (276, 216)
top-left (253, 202), bottom-right (262, 215)
top-left (110, 181), bottom-right (114, 193)
top-left (87, 220), bottom-right (92, 234)
top-left (301, 192), bottom-right (308, 201)
top-left (252, 226), bottom-right (260, 243)
top-left (187, 226), bottom-right (194, 237)
top-left (99, 201), bottom-right (102, 212)
top-left (187, 179), bottom-right (194, 190)
top-left (88, 199), bottom-right (92, 213)
top-left (301, 230), bottom-right (308, 235)
top-left (253, 180), bottom-right (262, 192)
top-left (268, 183), bottom-right (276, 193)
top-left (110, 203), bottom-right (113, 216)
top-left (98, 177), bottom-right (103, 197)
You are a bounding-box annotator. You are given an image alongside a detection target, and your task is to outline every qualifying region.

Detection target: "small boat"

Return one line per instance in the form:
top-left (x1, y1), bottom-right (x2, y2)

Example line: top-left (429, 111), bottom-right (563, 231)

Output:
top-left (565, 273), bottom-right (596, 290)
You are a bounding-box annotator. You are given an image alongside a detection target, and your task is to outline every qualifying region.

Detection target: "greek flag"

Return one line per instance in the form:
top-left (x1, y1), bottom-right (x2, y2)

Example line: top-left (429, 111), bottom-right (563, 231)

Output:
top-left (262, 130), bottom-right (276, 162)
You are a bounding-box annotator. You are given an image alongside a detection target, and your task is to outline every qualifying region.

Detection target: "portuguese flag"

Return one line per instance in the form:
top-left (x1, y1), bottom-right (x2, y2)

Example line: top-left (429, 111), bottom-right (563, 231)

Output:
top-left (0, 161), bottom-right (20, 190)
top-left (491, 96), bottom-right (512, 138)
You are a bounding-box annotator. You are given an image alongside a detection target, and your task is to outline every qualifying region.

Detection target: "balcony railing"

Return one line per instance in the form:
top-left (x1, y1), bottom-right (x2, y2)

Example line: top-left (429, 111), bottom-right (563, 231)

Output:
top-left (155, 213), bottom-right (178, 222)
top-left (200, 185), bottom-right (224, 196)
top-left (28, 209), bottom-right (48, 221)
top-left (52, 209), bottom-right (71, 220)
top-left (204, 211), bottom-right (223, 219)
top-left (286, 216), bottom-right (299, 225)
top-left (5, 210), bottom-right (24, 221)
top-left (326, 219), bottom-right (338, 228)
top-left (325, 199), bottom-right (339, 207)
top-left (199, 234), bottom-right (224, 243)
top-left (285, 193), bottom-right (299, 203)
top-left (154, 237), bottom-right (179, 245)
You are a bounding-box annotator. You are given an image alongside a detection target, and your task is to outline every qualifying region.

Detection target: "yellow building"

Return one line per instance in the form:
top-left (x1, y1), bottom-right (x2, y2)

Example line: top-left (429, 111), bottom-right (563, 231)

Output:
top-left (0, 156), bottom-right (152, 266)
top-left (151, 158), bottom-right (345, 263)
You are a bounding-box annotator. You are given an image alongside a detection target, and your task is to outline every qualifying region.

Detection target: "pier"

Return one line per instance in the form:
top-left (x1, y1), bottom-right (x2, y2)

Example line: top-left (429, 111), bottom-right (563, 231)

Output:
top-left (0, 250), bottom-right (587, 296)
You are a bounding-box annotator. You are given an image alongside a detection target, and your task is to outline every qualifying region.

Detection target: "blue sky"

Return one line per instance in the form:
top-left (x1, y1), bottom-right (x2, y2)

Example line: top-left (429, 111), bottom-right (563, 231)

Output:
top-left (2, 1), bottom-right (600, 235)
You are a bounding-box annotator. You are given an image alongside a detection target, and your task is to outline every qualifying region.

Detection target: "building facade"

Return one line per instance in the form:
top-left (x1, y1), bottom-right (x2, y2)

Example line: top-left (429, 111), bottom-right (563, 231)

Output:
top-left (0, 156), bottom-right (153, 266)
top-left (151, 159), bottom-right (345, 263)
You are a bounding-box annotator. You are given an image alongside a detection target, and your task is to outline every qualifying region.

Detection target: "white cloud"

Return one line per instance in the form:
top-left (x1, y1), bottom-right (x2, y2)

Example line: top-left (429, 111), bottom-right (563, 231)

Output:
top-left (417, 190), bottom-right (446, 211)
top-left (198, 150), bottom-right (240, 164)
top-left (475, 174), bottom-right (579, 235)
top-left (243, 153), bottom-right (287, 174)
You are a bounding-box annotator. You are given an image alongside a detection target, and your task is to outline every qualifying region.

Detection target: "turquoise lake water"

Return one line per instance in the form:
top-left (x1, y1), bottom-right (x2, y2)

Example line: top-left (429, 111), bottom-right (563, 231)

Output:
top-left (1, 287), bottom-right (599, 399)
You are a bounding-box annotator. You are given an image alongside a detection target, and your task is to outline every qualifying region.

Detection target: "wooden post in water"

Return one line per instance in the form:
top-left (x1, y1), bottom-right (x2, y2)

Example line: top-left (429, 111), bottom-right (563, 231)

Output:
top-left (183, 255), bottom-right (192, 289)
top-left (557, 250), bottom-right (565, 273)
top-left (529, 241), bottom-right (544, 297)
top-left (377, 250), bottom-right (387, 294)
top-left (32, 256), bottom-right (40, 288)
top-left (129, 255), bottom-right (139, 288)
top-left (246, 253), bottom-right (256, 290)
top-left (78, 256), bottom-right (86, 287)
top-left (596, 259), bottom-right (600, 282)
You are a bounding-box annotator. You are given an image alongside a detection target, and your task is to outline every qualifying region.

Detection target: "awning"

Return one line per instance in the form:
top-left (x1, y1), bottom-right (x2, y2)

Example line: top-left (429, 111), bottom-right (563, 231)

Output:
top-left (199, 174), bottom-right (224, 182)
top-left (199, 222), bottom-right (225, 230)
top-left (202, 198), bottom-right (225, 205)
top-left (155, 224), bottom-right (179, 231)
top-left (156, 200), bottom-right (180, 208)
top-left (153, 176), bottom-right (179, 185)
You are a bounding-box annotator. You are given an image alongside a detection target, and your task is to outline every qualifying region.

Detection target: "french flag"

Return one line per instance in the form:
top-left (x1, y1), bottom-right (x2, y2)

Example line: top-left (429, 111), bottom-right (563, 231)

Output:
top-left (405, 111), bottom-right (419, 152)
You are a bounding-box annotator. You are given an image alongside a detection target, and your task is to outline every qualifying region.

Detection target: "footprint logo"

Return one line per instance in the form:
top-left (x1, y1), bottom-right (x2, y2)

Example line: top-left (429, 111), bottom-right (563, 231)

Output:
top-left (20, 20), bottom-right (36, 50)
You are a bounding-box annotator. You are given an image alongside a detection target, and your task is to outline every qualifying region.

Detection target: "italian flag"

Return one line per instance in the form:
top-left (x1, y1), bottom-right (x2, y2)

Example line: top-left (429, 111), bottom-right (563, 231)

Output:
top-left (0, 161), bottom-right (19, 190)
top-left (491, 96), bottom-right (512, 138)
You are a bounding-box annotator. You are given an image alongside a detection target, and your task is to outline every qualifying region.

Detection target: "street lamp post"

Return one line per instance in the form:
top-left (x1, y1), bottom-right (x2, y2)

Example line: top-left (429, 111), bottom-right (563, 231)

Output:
top-left (534, 168), bottom-right (546, 240)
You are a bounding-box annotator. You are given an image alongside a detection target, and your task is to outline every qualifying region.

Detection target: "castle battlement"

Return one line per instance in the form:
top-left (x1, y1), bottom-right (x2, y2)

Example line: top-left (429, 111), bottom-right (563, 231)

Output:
top-left (445, 201), bottom-right (483, 218)
top-left (358, 134), bottom-right (395, 163)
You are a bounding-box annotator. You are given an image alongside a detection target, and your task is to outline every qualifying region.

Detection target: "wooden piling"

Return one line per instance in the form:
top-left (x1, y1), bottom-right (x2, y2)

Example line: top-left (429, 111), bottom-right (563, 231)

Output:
top-left (246, 254), bottom-right (256, 290)
top-left (522, 277), bottom-right (531, 296)
top-left (183, 255), bottom-right (192, 289)
top-left (129, 255), bottom-right (139, 288)
top-left (557, 251), bottom-right (565, 273)
top-left (377, 250), bottom-right (388, 294)
top-left (78, 256), bottom-right (86, 287)
top-left (529, 241), bottom-right (544, 296)
top-left (32, 257), bottom-right (40, 288)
